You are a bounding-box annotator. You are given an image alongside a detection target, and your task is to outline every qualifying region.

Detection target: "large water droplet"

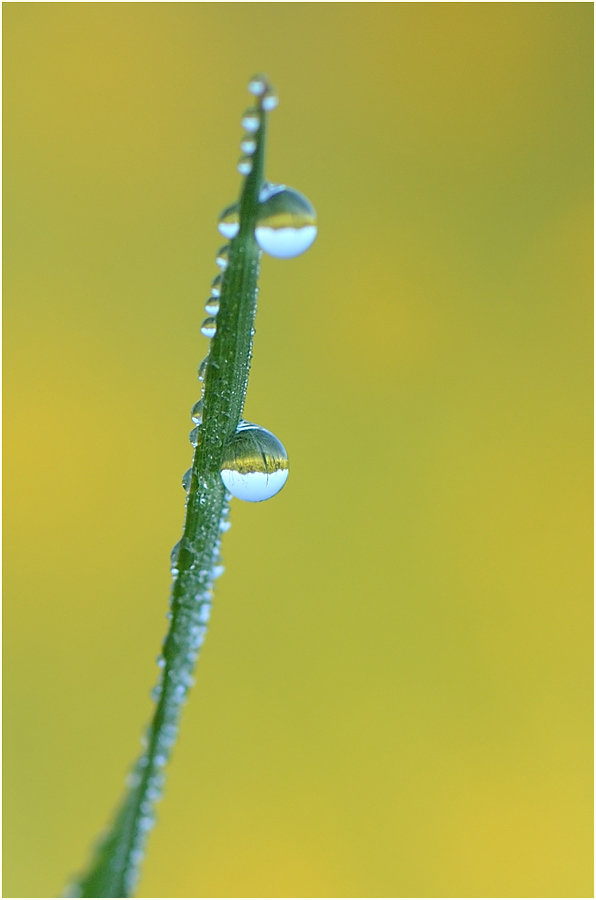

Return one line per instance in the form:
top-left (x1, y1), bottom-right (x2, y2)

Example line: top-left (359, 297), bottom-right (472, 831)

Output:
top-left (201, 317), bottom-right (217, 338)
top-left (262, 93), bottom-right (279, 111)
top-left (215, 245), bottom-right (229, 270)
top-left (190, 399), bottom-right (204, 424)
top-left (205, 297), bottom-right (220, 316)
top-left (255, 186), bottom-right (317, 258)
top-left (220, 423), bottom-right (289, 502)
top-left (248, 74), bottom-right (267, 96)
top-left (237, 156), bottom-right (253, 176)
top-left (241, 109), bottom-right (260, 132)
top-left (218, 204), bottom-right (240, 239)
top-left (240, 137), bottom-right (257, 155)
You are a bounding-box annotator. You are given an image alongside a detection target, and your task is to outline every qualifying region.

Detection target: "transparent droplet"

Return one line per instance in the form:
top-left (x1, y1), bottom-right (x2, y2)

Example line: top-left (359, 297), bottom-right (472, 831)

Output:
top-left (215, 245), bottom-right (229, 270)
top-left (240, 137), bottom-right (257, 155)
top-left (237, 156), bottom-right (253, 175)
top-left (201, 317), bottom-right (217, 338)
top-left (220, 518), bottom-right (232, 533)
top-left (255, 186), bottom-right (317, 258)
top-left (198, 357), bottom-right (208, 381)
top-left (190, 399), bottom-right (204, 424)
top-left (248, 74), bottom-right (267, 96)
top-left (220, 423), bottom-right (289, 502)
top-left (217, 204), bottom-right (240, 239)
top-left (241, 109), bottom-right (260, 132)
top-left (189, 425), bottom-right (200, 447)
top-left (182, 468), bottom-right (192, 491)
top-left (205, 297), bottom-right (220, 316)
top-left (210, 274), bottom-right (223, 297)
top-left (262, 93), bottom-right (279, 111)
top-left (212, 564), bottom-right (225, 579)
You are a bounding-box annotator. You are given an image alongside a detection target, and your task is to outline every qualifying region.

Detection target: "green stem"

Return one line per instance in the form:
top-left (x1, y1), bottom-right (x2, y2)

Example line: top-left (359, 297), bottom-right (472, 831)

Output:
top-left (70, 95), bottom-right (268, 899)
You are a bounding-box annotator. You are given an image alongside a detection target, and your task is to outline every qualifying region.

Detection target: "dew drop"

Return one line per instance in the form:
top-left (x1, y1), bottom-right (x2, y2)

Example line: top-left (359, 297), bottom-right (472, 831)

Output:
top-left (237, 156), bottom-right (253, 175)
top-left (220, 423), bottom-right (289, 502)
top-left (210, 274), bottom-right (223, 297)
top-left (190, 399), bottom-right (204, 424)
top-left (215, 245), bottom-right (229, 270)
top-left (255, 186), bottom-right (317, 258)
top-left (189, 426), bottom-right (200, 447)
top-left (198, 357), bottom-right (208, 381)
top-left (248, 74), bottom-right (267, 96)
top-left (262, 93), bottom-right (279, 111)
top-left (201, 317), bottom-right (217, 338)
top-left (240, 137), bottom-right (257, 155)
top-left (217, 204), bottom-right (240, 239)
top-left (181, 468), bottom-right (192, 491)
top-left (205, 297), bottom-right (220, 316)
top-left (241, 109), bottom-right (260, 132)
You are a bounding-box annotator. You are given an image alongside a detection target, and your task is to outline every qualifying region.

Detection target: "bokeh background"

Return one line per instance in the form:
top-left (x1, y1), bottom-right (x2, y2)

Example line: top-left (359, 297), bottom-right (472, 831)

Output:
top-left (4, 4), bottom-right (593, 898)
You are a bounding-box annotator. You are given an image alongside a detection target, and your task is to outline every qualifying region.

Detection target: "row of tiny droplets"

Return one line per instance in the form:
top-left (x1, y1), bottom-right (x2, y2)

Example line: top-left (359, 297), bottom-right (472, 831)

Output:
top-left (113, 77), bottom-right (278, 895)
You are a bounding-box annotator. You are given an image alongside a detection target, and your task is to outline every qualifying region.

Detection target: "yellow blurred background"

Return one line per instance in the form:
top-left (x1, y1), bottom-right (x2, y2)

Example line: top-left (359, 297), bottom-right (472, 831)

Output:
top-left (3, 4), bottom-right (592, 898)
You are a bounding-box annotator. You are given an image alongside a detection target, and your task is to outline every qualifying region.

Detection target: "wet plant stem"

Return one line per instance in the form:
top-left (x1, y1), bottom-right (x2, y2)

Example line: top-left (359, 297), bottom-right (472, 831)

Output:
top-left (71, 96), bottom-right (268, 899)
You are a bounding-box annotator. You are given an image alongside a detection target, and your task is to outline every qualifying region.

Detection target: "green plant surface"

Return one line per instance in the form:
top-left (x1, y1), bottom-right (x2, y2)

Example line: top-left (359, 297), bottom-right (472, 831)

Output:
top-left (71, 79), bottom-right (272, 899)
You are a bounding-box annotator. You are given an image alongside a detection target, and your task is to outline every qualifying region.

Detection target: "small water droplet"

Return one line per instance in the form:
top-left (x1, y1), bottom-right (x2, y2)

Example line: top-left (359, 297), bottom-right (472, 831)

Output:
top-left (217, 204), bottom-right (240, 239)
top-left (240, 137), bottom-right (257, 155)
top-left (201, 317), bottom-right (217, 338)
top-left (220, 423), bottom-right (289, 502)
top-left (248, 74), bottom-right (268, 96)
top-left (205, 297), bottom-right (220, 316)
top-left (255, 186), bottom-right (317, 258)
top-left (241, 109), bottom-right (260, 132)
top-left (215, 245), bottom-right (229, 270)
top-left (190, 399), bottom-right (204, 424)
top-left (189, 425), bottom-right (201, 447)
top-left (220, 518), bottom-right (232, 533)
top-left (151, 684), bottom-right (162, 702)
top-left (210, 274), bottom-right (223, 297)
top-left (212, 564), bottom-right (225, 579)
top-left (156, 654), bottom-right (166, 668)
top-left (198, 357), bottom-right (208, 381)
top-left (262, 93), bottom-right (279, 111)
top-left (237, 156), bottom-right (253, 175)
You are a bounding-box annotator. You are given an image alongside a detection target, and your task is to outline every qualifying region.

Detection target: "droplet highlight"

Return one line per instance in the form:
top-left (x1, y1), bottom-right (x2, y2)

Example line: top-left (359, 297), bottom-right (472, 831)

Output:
top-left (201, 317), bottom-right (217, 338)
top-left (217, 204), bottom-right (240, 239)
top-left (220, 423), bottom-right (289, 502)
top-left (255, 186), bottom-right (317, 258)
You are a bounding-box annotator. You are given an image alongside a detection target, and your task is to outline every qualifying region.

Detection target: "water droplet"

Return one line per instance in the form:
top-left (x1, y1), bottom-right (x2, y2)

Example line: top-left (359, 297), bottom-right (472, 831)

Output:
top-left (210, 274), bottom-right (223, 297)
top-left (237, 156), bottom-right (253, 175)
top-left (215, 245), bottom-right (229, 270)
top-left (198, 357), bottom-right (208, 381)
top-left (205, 297), bottom-right (220, 316)
top-left (262, 93), bottom-right (279, 111)
top-left (212, 564), bottom-right (225, 579)
top-left (248, 74), bottom-right (267, 96)
top-left (156, 654), bottom-right (166, 668)
top-left (199, 603), bottom-right (212, 623)
top-left (217, 204), bottom-right (240, 239)
top-left (255, 186), bottom-right (317, 258)
top-left (201, 317), bottom-right (217, 338)
top-left (182, 468), bottom-right (192, 491)
top-left (220, 423), bottom-right (289, 502)
top-left (189, 425), bottom-right (201, 447)
top-left (190, 399), bottom-right (203, 424)
top-left (151, 684), bottom-right (162, 702)
top-left (220, 518), bottom-right (232, 533)
top-left (240, 137), bottom-right (257, 155)
top-left (241, 109), bottom-right (260, 132)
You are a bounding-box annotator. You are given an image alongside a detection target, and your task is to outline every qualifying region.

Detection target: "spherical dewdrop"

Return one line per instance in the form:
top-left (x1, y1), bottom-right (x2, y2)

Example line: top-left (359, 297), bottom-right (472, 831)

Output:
top-left (220, 423), bottom-right (289, 502)
top-left (254, 185), bottom-right (317, 258)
